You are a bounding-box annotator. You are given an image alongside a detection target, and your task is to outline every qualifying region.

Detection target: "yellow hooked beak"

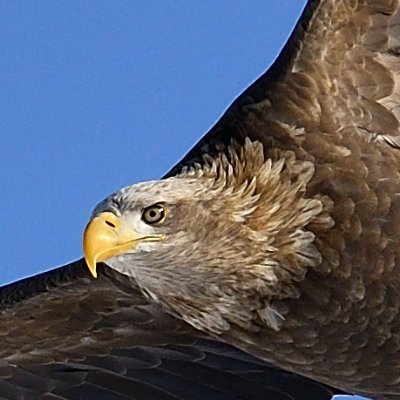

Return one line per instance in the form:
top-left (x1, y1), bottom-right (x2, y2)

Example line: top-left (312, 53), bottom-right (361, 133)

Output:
top-left (83, 212), bottom-right (164, 278)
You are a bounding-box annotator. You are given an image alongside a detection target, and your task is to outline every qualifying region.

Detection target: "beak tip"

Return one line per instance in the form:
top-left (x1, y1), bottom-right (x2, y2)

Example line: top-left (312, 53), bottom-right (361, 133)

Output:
top-left (85, 259), bottom-right (98, 279)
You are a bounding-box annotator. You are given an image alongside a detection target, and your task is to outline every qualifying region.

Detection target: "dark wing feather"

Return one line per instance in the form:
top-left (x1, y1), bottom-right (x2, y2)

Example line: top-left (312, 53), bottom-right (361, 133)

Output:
top-left (167, 0), bottom-right (400, 176)
top-left (0, 260), bottom-right (339, 399)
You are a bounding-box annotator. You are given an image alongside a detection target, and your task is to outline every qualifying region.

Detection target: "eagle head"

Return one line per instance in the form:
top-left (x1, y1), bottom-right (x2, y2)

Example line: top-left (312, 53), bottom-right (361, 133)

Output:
top-left (83, 139), bottom-right (331, 334)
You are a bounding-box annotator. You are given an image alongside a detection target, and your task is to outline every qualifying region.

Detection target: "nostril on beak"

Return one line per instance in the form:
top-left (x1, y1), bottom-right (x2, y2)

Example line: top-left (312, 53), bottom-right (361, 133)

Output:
top-left (105, 220), bottom-right (116, 228)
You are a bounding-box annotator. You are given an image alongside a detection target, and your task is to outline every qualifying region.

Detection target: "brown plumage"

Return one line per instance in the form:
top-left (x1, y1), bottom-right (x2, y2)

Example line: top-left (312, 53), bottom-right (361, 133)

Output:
top-left (3, 1), bottom-right (400, 399)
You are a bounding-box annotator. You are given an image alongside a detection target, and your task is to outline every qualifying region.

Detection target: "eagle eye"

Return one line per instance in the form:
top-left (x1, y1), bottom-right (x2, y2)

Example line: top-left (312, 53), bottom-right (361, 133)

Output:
top-left (142, 204), bottom-right (166, 225)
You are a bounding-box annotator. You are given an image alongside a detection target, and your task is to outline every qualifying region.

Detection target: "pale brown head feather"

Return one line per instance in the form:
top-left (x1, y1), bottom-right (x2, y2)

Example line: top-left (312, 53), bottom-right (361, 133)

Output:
top-left (97, 139), bottom-right (331, 334)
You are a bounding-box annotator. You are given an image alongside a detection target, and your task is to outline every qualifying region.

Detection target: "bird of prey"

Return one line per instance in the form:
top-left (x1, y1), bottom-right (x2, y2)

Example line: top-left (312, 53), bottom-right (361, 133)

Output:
top-left (2, 0), bottom-right (400, 399)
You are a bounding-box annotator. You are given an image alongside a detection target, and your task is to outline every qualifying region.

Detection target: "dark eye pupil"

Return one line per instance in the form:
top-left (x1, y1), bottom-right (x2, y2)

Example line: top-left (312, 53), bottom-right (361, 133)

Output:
top-left (149, 210), bottom-right (157, 218)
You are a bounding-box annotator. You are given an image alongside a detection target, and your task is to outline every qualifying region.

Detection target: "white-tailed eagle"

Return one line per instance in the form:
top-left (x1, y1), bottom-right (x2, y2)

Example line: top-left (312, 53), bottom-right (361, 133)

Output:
top-left (3, 1), bottom-right (400, 399)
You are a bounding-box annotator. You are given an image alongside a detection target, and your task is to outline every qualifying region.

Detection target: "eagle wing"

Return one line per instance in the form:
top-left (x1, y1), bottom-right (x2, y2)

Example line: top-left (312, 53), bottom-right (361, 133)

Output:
top-left (167, 0), bottom-right (400, 176)
top-left (0, 260), bottom-right (338, 399)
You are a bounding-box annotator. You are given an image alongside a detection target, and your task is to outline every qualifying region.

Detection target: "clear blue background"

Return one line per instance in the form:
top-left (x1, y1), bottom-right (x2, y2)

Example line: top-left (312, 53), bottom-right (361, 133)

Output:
top-left (0, 2), bottom-right (368, 399)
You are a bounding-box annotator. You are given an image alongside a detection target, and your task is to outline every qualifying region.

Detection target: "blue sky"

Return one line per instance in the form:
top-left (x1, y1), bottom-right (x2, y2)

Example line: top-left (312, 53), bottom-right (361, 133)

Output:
top-left (0, 3), bottom-right (366, 399)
